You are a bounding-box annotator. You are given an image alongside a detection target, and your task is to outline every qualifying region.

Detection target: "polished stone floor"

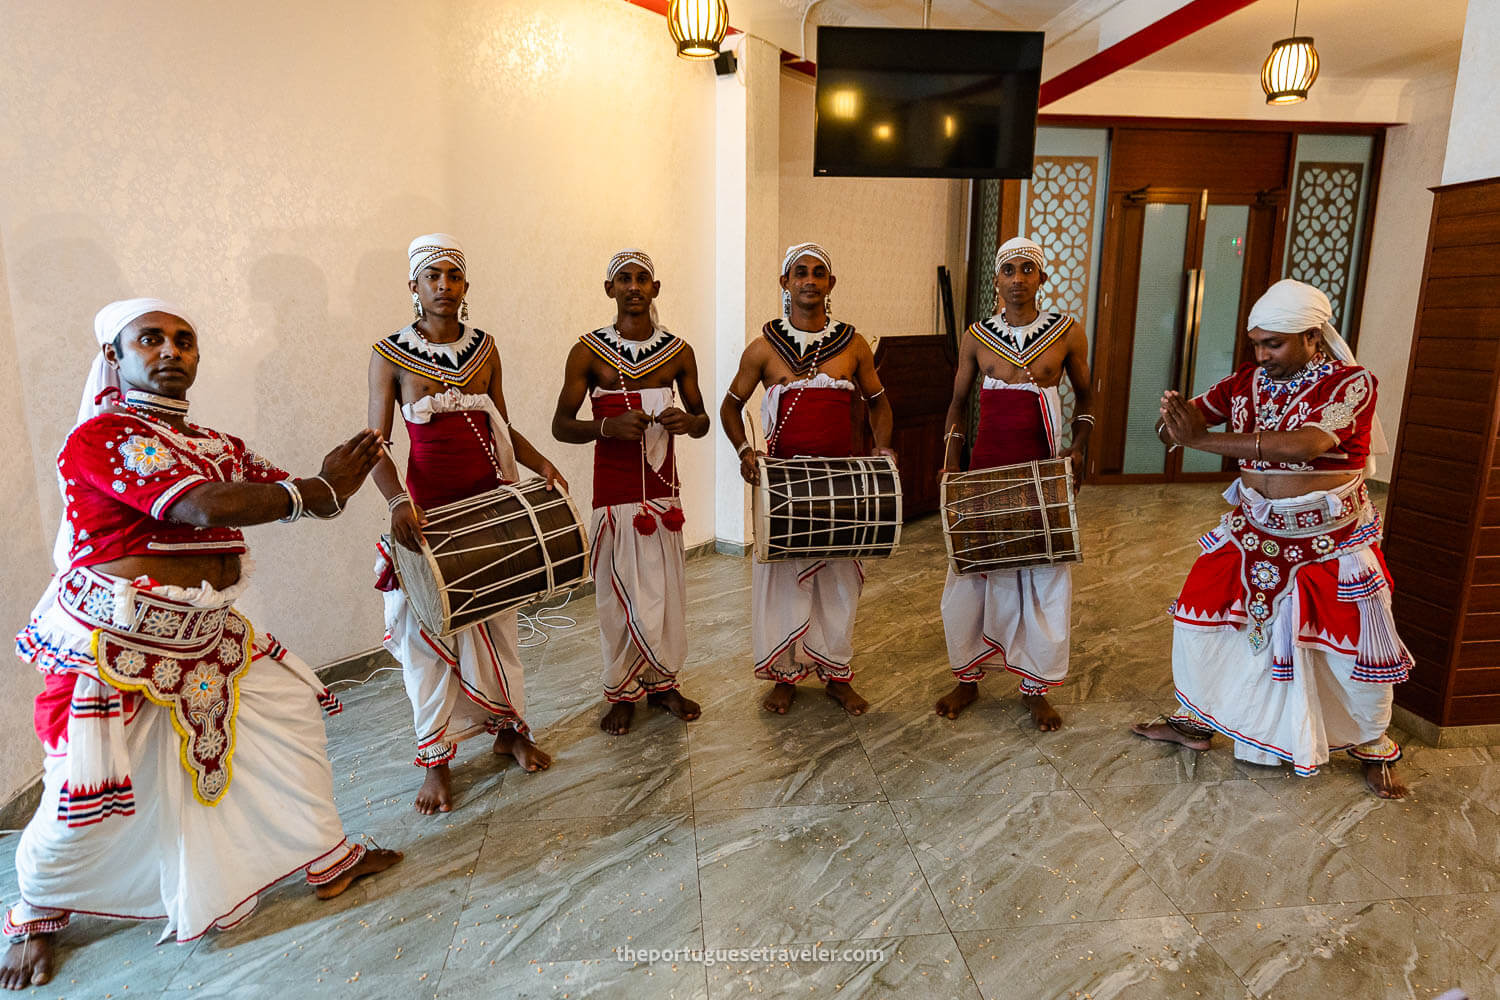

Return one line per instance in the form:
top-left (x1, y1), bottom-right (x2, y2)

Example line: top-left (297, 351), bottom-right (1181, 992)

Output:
top-left (5, 483), bottom-right (1500, 999)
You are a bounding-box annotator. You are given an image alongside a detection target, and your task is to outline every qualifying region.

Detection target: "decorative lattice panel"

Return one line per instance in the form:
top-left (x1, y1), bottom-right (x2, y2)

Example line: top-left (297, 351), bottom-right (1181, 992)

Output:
top-left (1286, 161), bottom-right (1364, 327)
top-left (1024, 156), bottom-right (1100, 451)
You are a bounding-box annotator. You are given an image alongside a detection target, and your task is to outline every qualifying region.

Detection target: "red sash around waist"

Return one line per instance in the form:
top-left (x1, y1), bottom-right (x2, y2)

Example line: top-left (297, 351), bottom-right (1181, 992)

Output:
top-left (971, 388), bottom-right (1052, 470)
top-left (770, 387), bottom-right (854, 458)
top-left (405, 412), bottom-right (502, 509)
top-left (590, 392), bottom-right (677, 510)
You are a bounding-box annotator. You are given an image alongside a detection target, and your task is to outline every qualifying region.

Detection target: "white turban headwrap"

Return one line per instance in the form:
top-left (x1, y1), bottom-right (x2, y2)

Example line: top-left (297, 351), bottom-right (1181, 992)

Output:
top-left (55, 297), bottom-right (193, 568)
top-left (604, 247), bottom-right (667, 331)
top-left (408, 233), bottom-right (466, 280)
top-left (780, 242), bottom-right (833, 320)
top-left (995, 236), bottom-right (1046, 274)
top-left (1246, 278), bottom-right (1388, 472)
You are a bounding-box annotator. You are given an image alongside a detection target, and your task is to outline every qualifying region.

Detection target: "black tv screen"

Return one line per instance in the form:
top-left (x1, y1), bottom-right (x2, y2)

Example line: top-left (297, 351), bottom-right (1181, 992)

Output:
top-left (813, 27), bottom-right (1042, 179)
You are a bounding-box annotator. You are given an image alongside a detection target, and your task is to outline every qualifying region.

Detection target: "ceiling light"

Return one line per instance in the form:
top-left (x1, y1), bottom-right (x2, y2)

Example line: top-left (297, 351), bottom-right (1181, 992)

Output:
top-left (668, 0), bottom-right (729, 60)
top-left (1261, 2), bottom-right (1319, 105)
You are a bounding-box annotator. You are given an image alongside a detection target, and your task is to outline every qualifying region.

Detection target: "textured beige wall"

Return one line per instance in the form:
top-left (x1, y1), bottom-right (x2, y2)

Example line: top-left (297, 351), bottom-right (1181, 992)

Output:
top-left (1356, 73), bottom-right (1458, 483)
top-left (0, 0), bottom-right (718, 804)
top-left (777, 73), bottom-right (968, 339)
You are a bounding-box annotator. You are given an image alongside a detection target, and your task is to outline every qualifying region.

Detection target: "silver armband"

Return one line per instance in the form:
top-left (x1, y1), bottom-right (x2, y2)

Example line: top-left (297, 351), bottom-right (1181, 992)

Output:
top-left (276, 479), bottom-right (304, 523)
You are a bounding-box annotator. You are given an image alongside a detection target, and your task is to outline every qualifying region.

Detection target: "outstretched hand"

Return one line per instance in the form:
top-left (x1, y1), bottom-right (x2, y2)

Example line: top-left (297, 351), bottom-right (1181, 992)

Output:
top-left (319, 429), bottom-right (383, 500)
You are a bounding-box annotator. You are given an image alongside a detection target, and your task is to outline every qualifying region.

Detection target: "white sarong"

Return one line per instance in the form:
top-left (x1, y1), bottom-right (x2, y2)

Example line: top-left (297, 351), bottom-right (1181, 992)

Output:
top-left (941, 563), bottom-right (1072, 694)
top-left (752, 558), bottom-right (863, 683)
top-left (591, 499), bottom-right (687, 701)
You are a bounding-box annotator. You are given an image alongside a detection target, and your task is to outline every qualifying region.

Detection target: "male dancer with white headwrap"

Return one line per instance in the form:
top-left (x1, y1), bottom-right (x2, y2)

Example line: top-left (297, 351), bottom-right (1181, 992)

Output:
top-left (1133, 278), bottom-right (1410, 798)
top-left (2, 300), bottom-right (400, 990)
top-left (934, 237), bottom-right (1094, 730)
top-left (721, 242), bottom-right (895, 716)
top-left (551, 249), bottom-right (708, 734)
top-left (369, 234), bottom-right (566, 814)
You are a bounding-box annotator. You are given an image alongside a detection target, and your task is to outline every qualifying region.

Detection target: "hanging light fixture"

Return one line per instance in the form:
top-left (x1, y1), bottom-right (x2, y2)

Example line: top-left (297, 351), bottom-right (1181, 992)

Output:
top-left (668, 0), bottom-right (729, 60)
top-left (1260, 0), bottom-right (1319, 105)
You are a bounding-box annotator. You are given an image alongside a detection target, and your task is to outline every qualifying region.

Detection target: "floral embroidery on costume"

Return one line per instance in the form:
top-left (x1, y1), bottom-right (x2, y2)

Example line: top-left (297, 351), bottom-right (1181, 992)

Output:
top-left (119, 435), bottom-right (177, 475)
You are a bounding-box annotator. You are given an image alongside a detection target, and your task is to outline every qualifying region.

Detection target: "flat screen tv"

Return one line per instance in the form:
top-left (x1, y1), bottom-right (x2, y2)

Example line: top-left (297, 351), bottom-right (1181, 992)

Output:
top-left (813, 27), bottom-right (1042, 179)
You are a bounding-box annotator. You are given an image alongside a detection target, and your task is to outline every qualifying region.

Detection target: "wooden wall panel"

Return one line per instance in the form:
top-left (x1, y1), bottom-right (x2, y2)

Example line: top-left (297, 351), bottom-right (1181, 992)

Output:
top-left (1388, 175), bottom-right (1500, 728)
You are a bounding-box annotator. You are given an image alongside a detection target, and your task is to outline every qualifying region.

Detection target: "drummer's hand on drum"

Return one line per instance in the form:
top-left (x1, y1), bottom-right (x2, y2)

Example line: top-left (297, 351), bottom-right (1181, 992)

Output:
top-left (538, 460), bottom-right (569, 493)
top-left (318, 429), bottom-right (384, 501)
top-left (738, 448), bottom-right (763, 485)
top-left (874, 446), bottom-right (898, 466)
top-left (391, 499), bottom-right (428, 553)
top-left (603, 411), bottom-right (652, 442)
top-left (1065, 442), bottom-right (1087, 495)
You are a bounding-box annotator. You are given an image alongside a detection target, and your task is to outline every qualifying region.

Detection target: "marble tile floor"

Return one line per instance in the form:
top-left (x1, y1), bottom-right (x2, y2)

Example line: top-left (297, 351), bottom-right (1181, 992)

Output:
top-left (5, 483), bottom-right (1500, 999)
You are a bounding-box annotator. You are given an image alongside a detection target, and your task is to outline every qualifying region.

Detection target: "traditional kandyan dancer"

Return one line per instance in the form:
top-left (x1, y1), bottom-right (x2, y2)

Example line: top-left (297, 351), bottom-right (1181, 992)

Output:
top-left (2, 299), bottom-right (400, 991)
top-left (551, 249), bottom-right (708, 735)
top-left (934, 237), bottom-right (1094, 730)
top-left (1133, 278), bottom-right (1410, 798)
top-left (369, 234), bottom-right (566, 815)
top-left (720, 242), bottom-right (895, 716)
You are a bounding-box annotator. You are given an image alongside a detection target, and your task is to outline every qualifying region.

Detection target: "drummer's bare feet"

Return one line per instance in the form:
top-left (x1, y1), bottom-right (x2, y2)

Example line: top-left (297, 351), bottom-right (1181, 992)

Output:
top-left (313, 848), bottom-right (404, 900)
top-left (1364, 761), bottom-right (1408, 799)
top-left (0, 933), bottom-right (55, 990)
top-left (414, 764), bottom-right (453, 814)
top-left (1022, 692), bottom-right (1062, 731)
top-left (935, 681), bottom-right (980, 719)
top-left (1131, 719), bottom-right (1212, 751)
top-left (825, 680), bottom-right (868, 716)
top-left (762, 682), bottom-right (796, 714)
top-left (649, 689), bottom-right (701, 722)
top-left (495, 729), bottom-right (551, 772)
top-left (601, 701), bottom-right (635, 735)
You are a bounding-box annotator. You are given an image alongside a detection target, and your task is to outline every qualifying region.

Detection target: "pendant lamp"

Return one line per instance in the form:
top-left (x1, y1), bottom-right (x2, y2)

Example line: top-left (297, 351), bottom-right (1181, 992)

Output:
top-left (1261, 1), bottom-right (1319, 105)
top-left (668, 0), bottom-right (729, 60)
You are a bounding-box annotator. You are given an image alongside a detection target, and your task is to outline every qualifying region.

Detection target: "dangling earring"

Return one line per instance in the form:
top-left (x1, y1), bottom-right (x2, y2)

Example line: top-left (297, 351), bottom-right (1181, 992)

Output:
top-left (825, 297), bottom-right (833, 320)
top-left (460, 298), bottom-right (469, 322)
top-left (412, 292), bottom-right (424, 321)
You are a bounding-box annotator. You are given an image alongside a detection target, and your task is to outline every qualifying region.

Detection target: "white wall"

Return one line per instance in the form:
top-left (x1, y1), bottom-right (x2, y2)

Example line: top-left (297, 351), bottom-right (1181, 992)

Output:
top-left (1355, 72), bottom-right (1459, 482)
top-left (1442, 0), bottom-right (1500, 185)
top-left (777, 72), bottom-right (968, 340)
top-left (0, 0), bottom-right (718, 805)
top-left (1050, 70), bottom-right (1415, 123)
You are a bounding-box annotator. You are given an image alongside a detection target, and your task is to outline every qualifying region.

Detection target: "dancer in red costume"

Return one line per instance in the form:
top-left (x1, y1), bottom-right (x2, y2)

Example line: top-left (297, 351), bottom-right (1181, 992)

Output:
top-left (720, 242), bottom-right (895, 717)
top-left (552, 248), bottom-right (708, 735)
top-left (934, 238), bottom-right (1095, 730)
top-left (369, 234), bottom-right (566, 815)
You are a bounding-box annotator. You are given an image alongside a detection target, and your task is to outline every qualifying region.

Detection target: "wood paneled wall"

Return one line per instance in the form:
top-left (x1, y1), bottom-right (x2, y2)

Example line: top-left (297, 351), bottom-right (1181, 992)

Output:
top-left (1385, 175), bottom-right (1500, 727)
top-left (857, 335), bottom-right (957, 520)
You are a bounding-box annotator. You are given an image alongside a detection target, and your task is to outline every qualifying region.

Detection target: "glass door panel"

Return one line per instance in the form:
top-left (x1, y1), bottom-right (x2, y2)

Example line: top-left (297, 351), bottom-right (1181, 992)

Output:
top-left (1121, 202), bottom-right (1191, 475)
top-left (1182, 204), bottom-right (1250, 474)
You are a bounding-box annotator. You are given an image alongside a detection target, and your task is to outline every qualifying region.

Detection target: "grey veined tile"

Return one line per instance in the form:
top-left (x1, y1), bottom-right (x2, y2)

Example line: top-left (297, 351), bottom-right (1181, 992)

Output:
top-left (956, 916), bottom-right (1251, 1000)
top-left (437, 958), bottom-right (708, 1000)
top-left (852, 709), bottom-right (1063, 800)
top-left (694, 801), bottom-right (946, 949)
top-left (1081, 781), bottom-right (1395, 913)
top-left (703, 932), bottom-right (981, 1000)
top-left (1192, 901), bottom-right (1500, 1000)
top-left (447, 811), bottom-right (702, 966)
top-left (1030, 700), bottom-right (1245, 788)
top-left (892, 790), bottom-right (1176, 931)
top-left (687, 715), bottom-right (884, 811)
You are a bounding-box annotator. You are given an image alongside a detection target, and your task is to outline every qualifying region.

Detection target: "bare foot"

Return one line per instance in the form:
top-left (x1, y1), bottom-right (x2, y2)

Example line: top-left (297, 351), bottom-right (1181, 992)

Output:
top-left (313, 847), bottom-right (404, 900)
top-left (414, 764), bottom-right (452, 815)
top-left (762, 682), bottom-right (796, 714)
top-left (825, 680), bottom-right (868, 716)
top-left (495, 729), bottom-right (552, 772)
top-left (600, 701), bottom-right (635, 735)
top-left (935, 682), bottom-right (980, 719)
top-left (1021, 693), bottom-right (1062, 731)
top-left (1130, 720), bottom-right (1211, 751)
top-left (0, 933), bottom-right (55, 990)
top-left (648, 689), bottom-right (702, 722)
top-left (1364, 761), bottom-right (1408, 799)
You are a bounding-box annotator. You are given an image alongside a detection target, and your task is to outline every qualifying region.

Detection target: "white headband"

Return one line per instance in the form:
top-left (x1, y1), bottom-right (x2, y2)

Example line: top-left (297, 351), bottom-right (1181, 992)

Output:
top-left (606, 248), bottom-right (655, 282)
top-left (408, 233), bottom-right (466, 280)
top-left (995, 237), bottom-right (1046, 274)
top-left (782, 242), bottom-right (832, 276)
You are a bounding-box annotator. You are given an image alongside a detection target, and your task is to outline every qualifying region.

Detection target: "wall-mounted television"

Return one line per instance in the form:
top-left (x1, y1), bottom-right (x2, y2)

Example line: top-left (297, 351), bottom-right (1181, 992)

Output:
top-left (813, 27), bottom-right (1043, 179)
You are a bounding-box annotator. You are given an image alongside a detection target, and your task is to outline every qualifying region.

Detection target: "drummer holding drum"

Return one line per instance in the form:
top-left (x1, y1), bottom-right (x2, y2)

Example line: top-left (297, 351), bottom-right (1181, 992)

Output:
top-left (934, 237), bottom-right (1095, 730)
top-left (368, 234), bottom-right (567, 815)
top-left (720, 242), bottom-right (896, 717)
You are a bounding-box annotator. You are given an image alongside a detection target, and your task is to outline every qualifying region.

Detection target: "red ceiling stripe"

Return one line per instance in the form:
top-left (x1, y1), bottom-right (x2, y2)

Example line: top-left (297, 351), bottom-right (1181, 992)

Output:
top-left (623, 0), bottom-right (671, 16)
top-left (1038, 0), bottom-right (1262, 107)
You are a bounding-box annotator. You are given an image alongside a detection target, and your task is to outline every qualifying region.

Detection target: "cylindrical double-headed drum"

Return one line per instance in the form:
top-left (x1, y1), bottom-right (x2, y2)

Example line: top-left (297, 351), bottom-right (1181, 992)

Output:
top-left (942, 456), bottom-right (1081, 575)
top-left (753, 455), bottom-right (902, 562)
top-left (391, 478), bottom-right (591, 636)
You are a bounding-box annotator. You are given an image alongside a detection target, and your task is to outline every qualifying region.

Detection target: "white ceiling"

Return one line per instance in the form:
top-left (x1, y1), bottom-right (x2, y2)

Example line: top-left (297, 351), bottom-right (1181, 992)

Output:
top-left (730, 0), bottom-right (1467, 83)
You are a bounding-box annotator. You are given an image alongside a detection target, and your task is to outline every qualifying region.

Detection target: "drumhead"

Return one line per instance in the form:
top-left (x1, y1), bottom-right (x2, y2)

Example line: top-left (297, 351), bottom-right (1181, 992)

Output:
top-left (388, 531), bottom-right (451, 636)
